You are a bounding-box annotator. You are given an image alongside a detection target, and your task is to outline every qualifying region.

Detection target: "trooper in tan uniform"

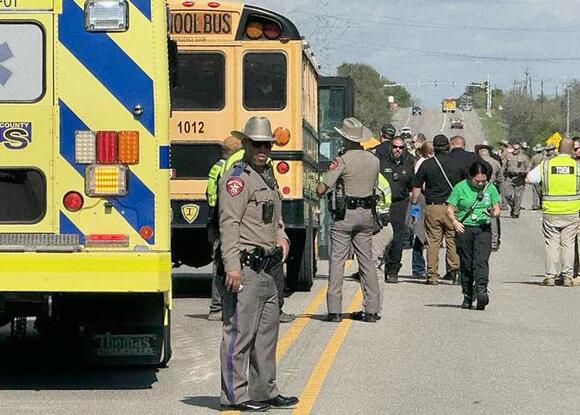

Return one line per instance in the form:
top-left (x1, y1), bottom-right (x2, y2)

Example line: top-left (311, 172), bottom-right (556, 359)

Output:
top-left (530, 143), bottom-right (546, 210)
top-left (503, 143), bottom-right (530, 218)
top-left (219, 116), bottom-right (298, 412)
top-left (316, 118), bottom-right (381, 323)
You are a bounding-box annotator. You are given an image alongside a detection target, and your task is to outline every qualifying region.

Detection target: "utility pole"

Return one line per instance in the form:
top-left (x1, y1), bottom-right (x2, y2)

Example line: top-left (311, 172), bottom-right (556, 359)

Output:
top-left (566, 85), bottom-right (570, 138)
top-left (486, 73), bottom-right (492, 117)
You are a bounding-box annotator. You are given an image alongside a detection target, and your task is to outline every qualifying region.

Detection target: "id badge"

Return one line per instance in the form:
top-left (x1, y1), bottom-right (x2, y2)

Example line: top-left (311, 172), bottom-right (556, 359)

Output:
top-left (262, 202), bottom-right (274, 223)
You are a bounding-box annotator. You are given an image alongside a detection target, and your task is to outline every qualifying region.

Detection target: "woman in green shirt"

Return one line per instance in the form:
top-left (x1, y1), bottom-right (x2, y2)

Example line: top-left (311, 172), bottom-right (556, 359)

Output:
top-left (447, 161), bottom-right (501, 310)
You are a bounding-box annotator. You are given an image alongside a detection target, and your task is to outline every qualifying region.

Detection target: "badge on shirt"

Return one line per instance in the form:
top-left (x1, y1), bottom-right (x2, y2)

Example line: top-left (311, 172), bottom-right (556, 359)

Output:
top-left (329, 159), bottom-right (339, 170)
top-left (226, 177), bottom-right (245, 196)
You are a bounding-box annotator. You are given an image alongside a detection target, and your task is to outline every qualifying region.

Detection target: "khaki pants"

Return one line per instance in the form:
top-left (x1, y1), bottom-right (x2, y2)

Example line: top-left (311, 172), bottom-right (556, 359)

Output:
top-left (542, 213), bottom-right (579, 279)
top-left (328, 208), bottom-right (380, 314)
top-left (424, 204), bottom-right (460, 281)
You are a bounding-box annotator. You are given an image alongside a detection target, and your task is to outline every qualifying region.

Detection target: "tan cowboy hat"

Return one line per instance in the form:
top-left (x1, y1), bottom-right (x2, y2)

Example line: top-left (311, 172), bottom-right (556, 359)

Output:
top-left (334, 117), bottom-right (373, 143)
top-left (231, 116), bottom-right (275, 142)
top-left (474, 139), bottom-right (492, 152)
top-left (532, 143), bottom-right (544, 152)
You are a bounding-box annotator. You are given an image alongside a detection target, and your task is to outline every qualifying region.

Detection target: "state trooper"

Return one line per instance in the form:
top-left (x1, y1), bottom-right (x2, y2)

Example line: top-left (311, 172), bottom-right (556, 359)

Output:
top-left (316, 117), bottom-right (381, 323)
top-left (503, 143), bottom-right (530, 218)
top-left (530, 143), bottom-right (545, 210)
top-left (206, 140), bottom-right (295, 323)
top-left (218, 116), bottom-right (298, 412)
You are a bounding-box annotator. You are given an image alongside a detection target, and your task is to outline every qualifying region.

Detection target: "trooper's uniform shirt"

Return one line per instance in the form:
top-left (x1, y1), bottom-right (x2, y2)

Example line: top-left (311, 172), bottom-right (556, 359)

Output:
top-left (323, 150), bottom-right (381, 315)
top-left (218, 161), bottom-right (287, 406)
top-left (503, 152), bottom-right (531, 216)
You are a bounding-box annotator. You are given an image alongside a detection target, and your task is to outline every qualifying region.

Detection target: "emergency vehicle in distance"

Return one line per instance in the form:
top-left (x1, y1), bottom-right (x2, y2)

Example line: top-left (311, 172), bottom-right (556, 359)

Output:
top-left (0, 0), bottom-right (172, 365)
top-left (168, 0), bottom-right (320, 291)
top-left (441, 97), bottom-right (458, 113)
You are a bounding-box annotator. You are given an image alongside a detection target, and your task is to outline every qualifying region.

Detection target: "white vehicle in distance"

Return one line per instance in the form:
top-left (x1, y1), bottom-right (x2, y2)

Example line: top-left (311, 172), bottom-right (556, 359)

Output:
top-left (400, 126), bottom-right (412, 139)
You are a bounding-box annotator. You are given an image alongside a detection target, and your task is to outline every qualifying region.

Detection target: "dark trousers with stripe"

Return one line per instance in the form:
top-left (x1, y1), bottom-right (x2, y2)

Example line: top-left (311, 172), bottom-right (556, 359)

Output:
top-left (385, 199), bottom-right (410, 276)
top-left (456, 224), bottom-right (492, 301)
top-left (220, 266), bottom-right (280, 405)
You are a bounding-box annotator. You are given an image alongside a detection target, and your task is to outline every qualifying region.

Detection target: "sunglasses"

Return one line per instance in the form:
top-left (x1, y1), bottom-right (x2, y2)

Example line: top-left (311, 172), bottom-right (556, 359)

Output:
top-left (250, 141), bottom-right (273, 149)
top-left (392, 145), bottom-right (405, 149)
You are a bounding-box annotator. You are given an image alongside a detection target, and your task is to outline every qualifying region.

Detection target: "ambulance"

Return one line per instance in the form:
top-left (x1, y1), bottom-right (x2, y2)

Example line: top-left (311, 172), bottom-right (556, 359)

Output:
top-left (0, 0), bottom-right (172, 365)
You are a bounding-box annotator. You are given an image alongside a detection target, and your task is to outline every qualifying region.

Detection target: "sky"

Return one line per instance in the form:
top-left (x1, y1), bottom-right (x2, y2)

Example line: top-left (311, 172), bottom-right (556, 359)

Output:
top-left (250, 0), bottom-right (580, 106)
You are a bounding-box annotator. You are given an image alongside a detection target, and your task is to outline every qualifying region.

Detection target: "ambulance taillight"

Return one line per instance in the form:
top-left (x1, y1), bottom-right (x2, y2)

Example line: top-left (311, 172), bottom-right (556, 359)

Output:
top-left (96, 131), bottom-right (118, 164)
top-left (85, 165), bottom-right (128, 196)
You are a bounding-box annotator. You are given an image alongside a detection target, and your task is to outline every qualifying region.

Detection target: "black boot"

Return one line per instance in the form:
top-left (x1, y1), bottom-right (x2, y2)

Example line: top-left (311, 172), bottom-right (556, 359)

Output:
top-left (461, 297), bottom-right (473, 309)
top-left (476, 288), bottom-right (489, 310)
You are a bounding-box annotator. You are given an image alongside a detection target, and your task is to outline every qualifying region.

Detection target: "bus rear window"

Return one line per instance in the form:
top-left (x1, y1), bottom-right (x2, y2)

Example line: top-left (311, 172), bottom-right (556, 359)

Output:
top-left (171, 143), bottom-right (222, 179)
top-left (171, 53), bottom-right (225, 111)
top-left (0, 169), bottom-right (45, 223)
top-left (243, 53), bottom-right (286, 110)
top-left (0, 23), bottom-right (44, 102)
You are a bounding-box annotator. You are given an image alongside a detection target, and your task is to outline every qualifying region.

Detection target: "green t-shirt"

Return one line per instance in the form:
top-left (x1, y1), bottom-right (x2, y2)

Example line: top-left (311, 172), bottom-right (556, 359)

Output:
top-left (447, 179), bottom-right (500, 226)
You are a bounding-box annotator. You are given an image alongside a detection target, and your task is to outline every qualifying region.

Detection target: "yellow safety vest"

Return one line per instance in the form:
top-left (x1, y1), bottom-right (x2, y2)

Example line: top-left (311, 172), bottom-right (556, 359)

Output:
top-left (206, 159), bottom-right (226, 207)
top-left (541, 155), bottom-right (580, 215)
top-left (376, 172), bottom-right (392, 214)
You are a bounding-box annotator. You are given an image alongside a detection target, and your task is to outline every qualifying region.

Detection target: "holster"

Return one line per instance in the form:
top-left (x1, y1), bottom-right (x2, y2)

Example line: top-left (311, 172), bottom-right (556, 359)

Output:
top-left (240, 246), bottom-right (283, 274)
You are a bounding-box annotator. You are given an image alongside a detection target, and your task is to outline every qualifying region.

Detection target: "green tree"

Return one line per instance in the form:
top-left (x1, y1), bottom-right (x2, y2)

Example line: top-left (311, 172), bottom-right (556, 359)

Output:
top-left (337, 63), bottom-right (411, 133)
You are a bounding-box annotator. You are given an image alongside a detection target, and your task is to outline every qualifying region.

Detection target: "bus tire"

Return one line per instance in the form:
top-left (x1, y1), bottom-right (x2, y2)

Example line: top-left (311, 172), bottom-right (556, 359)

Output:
top-left (286, 228), bottom-right (315, 292)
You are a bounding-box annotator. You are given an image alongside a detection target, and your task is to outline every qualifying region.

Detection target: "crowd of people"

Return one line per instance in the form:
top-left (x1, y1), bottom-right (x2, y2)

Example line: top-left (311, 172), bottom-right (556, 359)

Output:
top-left (205, 115), bottom-right (579, 411)
top-left (320, 119), bottom-right (580, 318)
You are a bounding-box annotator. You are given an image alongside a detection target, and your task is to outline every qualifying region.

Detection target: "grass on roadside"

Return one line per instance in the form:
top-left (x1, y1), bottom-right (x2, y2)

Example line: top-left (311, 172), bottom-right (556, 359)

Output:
top-left (477, 109), bottom-right (506, 145)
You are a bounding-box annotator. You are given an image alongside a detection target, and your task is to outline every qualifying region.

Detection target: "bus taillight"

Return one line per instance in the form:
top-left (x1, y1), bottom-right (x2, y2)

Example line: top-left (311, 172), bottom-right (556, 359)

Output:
top-left (274, 127), bottom-right (290, 147)
top-left (282, 186), bottom-right (291, 195)
top-left (246, 21), bottom-right (263, 40)
top-left (264, 22), bottom-right (282, 40)
top-left (276, 161), bottom-right (289, 175)
top-left (207, 1), bottom-right (220, 7)
top-left (181, 1), bottom-right (194, 6)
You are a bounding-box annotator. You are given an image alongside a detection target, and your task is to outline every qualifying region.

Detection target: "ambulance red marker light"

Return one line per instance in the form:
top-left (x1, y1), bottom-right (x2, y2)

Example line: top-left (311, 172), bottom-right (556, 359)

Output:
top-left (63, 191), bottom-right (84, 212)
top-left (139, 226), bottom-right (154, 240)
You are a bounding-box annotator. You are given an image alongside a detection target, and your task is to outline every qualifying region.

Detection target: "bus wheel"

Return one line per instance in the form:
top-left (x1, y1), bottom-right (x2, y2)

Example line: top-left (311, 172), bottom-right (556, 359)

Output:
top-left (286, 229), bottom-right (315, 292)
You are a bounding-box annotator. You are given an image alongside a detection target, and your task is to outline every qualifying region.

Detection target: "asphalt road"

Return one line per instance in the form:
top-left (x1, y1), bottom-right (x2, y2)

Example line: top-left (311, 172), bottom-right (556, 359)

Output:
top-left (0, 112), bottom-right (579, 414)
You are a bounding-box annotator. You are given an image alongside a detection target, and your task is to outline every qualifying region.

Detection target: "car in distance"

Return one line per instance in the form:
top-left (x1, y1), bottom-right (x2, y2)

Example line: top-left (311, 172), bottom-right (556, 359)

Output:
top-left (450, 118), bottom-right (464, 129)
top-left (400, 126), bottom-right (412, 139)
top-left (411, 106), bottom-right (422, 115)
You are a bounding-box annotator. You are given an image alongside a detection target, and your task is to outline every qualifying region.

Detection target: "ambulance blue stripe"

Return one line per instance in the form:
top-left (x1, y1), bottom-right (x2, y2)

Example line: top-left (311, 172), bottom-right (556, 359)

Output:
top-left (60, 211), bottom-right (85, 245)
top-left (159, 145), bottom-right (170, 169)
top-left (59, 100), bottom-right (156, 244)
top-left (59, 0), bottom-right (155, 135)
top-left (131, 0), bottom-right (151, 21)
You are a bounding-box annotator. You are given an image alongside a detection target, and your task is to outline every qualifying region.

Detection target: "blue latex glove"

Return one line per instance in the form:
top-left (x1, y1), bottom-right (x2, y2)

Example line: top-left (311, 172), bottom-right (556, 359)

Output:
top-left (410, 203), bottom-right (421, 219)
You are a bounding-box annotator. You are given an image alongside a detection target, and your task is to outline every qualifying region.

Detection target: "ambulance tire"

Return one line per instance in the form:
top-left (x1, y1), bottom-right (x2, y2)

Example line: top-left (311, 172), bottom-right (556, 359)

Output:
top-left (286, 228), bottom-right (315, 292)
top-left (158, 311), bottom-right (172, 368)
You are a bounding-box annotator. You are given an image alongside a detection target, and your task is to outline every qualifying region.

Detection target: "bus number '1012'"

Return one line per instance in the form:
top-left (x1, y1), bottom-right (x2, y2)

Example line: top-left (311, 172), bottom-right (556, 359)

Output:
top-left (0, 0), bottom-right (18, 7)
top-left (177, 121), bottom-right (205, 135)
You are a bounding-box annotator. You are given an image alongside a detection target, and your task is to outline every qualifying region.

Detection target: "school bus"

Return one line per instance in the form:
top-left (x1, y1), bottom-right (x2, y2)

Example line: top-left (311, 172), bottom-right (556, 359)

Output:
top-left (0, 0), bottom-right (172, 365)
top-left (168, 0), bottom-right (319, 291)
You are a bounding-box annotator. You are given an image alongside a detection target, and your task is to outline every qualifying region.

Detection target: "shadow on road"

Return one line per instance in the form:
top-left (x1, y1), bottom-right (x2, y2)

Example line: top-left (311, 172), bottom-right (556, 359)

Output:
top-left (0, 335), bottom-right (159, 390)
top-left (172, 273), bottom-right (212, 298)
top-left (181, 395), bottom-right (221, 411)
top-left (424, 304), bottom-right (463, 309)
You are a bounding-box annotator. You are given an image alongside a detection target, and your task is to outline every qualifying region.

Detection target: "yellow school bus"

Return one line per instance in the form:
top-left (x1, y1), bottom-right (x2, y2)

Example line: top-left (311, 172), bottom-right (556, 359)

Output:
top-left (0, 0), bottom-right (172, 365)
top-left (168, 0), bottom-right (319, 290)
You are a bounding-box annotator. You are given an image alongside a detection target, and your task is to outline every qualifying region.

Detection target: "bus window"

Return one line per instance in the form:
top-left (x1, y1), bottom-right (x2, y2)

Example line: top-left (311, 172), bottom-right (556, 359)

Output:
top-left (243, 52), bottom-right (286, 110)
top-left (0, 168), bottom-right (45, 223)
top-left (171, 143), bottom-right (222, 179)
top-left (171, 53), bottom-right (225, 110)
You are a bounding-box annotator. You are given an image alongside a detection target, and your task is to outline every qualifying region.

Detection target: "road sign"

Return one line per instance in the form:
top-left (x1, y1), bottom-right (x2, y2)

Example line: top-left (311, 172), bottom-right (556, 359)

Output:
top-left (0, 42), bottom-right (13, 86)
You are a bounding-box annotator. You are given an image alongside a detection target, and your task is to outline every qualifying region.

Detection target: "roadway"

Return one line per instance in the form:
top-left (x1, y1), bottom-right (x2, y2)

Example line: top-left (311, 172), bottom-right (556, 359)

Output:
top-left (0, 113), bottom-right (579, 414)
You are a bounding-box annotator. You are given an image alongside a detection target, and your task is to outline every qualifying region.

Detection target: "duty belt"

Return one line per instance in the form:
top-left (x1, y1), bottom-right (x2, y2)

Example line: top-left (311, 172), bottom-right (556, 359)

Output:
top-left (240, 246), bottom-right (283, 273)
top-left (345, 196), bottom-right (375, 209)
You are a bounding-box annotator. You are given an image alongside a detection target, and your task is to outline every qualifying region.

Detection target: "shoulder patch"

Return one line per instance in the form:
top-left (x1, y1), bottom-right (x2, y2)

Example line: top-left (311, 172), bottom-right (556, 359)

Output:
top-left (329, 159), bottom-right (339, 170)
top-left (226, 177), bottom-right (245, 197)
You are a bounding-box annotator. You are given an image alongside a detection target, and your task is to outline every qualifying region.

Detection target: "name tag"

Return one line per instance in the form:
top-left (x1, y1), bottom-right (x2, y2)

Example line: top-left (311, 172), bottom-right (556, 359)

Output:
top-left (551, 166), bottom-right (574, 175)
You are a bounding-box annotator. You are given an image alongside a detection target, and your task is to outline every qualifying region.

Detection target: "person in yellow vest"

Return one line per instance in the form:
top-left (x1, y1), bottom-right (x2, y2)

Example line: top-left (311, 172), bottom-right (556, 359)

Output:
top-left (526, 139), bottom-right (580, 287)
top-left (206, 136), bottom-right (243, 321)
